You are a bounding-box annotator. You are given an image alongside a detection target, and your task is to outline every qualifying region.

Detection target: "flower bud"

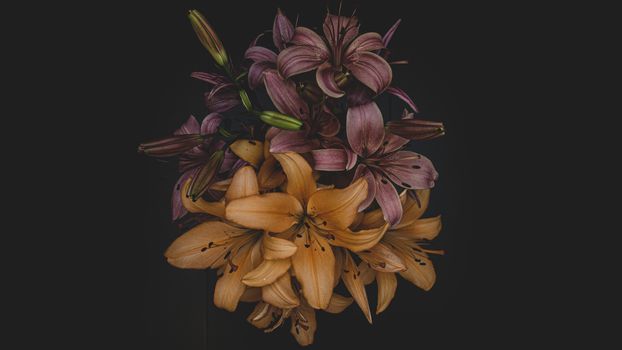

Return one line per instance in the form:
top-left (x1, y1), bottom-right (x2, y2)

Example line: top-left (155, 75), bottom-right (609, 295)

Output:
top-left (386, 119), bottom-right (445, 140)
top-left (138, 134), bottom-right (205, 157)
top-left (188, 10), bottom-right (228, 67)
top-left (239, 89), bottom-right (253, 111)
top-left (259, 111), bottom-right (303, 130)
top-left (187, 150), bottom-right (225, 201)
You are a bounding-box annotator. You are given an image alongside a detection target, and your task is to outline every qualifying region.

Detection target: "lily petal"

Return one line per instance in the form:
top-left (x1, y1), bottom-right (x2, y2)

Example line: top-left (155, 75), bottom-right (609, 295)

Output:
top-left (273, 152), bottom-right (317, 204)
top-left (239, 287), bottom-right (262, 303)
top-left (257, 156), bottom-right (286, 190)
top-left (333, 248), bottom-right (344, 287)
top-left (262, 273), bottom-right (300, 309)
top-left (273, 8), bottom-right (295, 50)
top-left (263, 70), bottom-right (310, 120)
top-left (392, 215), bottom-right (442, 241)
top-left (358, 262), bottom-right (376, 285)
top-left (372, 171), bottom-right (403, 227)
top-left (214, 242), bottom-right (255, 311)
top-left (181, 178), bottom-right (226, 218)
top-left (386, 86), bottom-right (419, 113)
top-left (191, 71), bottom-right (227, 85)
top-left (357, 242), bottom-right (405, 272)
top-left (345, 51), bottom-right (392, 94)
top-left (277, 45), bottom-right (328, 79)
top-left (378, 151), bottom-right (438, 189)
top-left (394, 189), bottom-right (430, 229)
top-left (172, 169), bottom-right (197, 221)
top-left (164, 221), bottom-right (247, 269)
top-left (201, 113), bottom-right (223, 135)
top-left (229, 139), bottom-right (264, 167)
top-left (341, 251), bottom-right (372, 323)
top-left (290, 26), bottom-right (330, 49)
top-left (345, 32), bottom-right (385, 57)
top-left (311, 148), bottom-right (349, 171)
top-left (224, 165), bottom-right (259, 202)
top-left (242, 258), bottom-right (291, 287)
top-left (174, 115), bottom-right (200, 135)
top-left (380, 132), bottom-right (410, 154)
top-left (244, 46), bottom-right (277, 63)
top-left (352, 164), bottom-right (377, 211)
top-left (291, 229), bottom-right (335, 309)
top-left (307, 177), bottom-right (368, 230)
top-left (325, 293), bottom-right (354, 314)
top-left (290, 302), bottom-right (317, 346)
top-left (388, 238), bottom-right (437, 291)
top-left (247, 302), bottom-right (278, 329)
top-left (225, 193), bottom-right (303, 233)
top-left (270, 130), bottom-right (316, 153)
top-left (323, 14), bottom-right (359, 52)
top-left (316, 62), bottom-right (345, 98)
top-left (262, 233), bottom-right (298, 260)
top-left (329, 223), bottom-right (389, 252)
top-left (376, 272), bottom-right (397, 314)
top-left (346, 101), bottom-right (385, 157)
top-left (248, 62), bottom-right (274, 89)
top-left (381, 19), bottom-right (402, 48)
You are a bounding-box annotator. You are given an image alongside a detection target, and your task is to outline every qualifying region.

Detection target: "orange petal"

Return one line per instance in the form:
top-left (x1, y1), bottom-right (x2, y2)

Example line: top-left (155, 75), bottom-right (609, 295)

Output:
top-left (164, 221), bottom-right (247, 269)
top-left (388, 239), bottom-right (437, 291)
top-left (225, 165), bottom-right (259, 202)
top-left (325, 293), bottom-right (354, 314)
top-left (257, 156), bottom-right (286, 191)
top-left (358, 207), bottom-right (385, 230)
top-left (358, 261), bottom-right (376, 285)
top-left (262, 233), bottom-right (298, 260)
top-left (290, 228), bottom-right (335, 309)
top-left (392, 215), bottom-right (442, 241)
top-left (262, 273), bottom-right (300, 309)
top-left (357, 242), bottom-right (406, 272)
top-left (247, 302), bottom-right (278, 329)
top-left (376, 271), bottom-right (397, 314)
top-left (341, 251), bottom-right (372, 323)
top-left (274, 152), bottom-right (316, 204)
top-left (239, 287), bottom-right (262, 302)
top-left (230, 139), bottom-right (264, 167)
top-left (213, 242), bottom-right (255, 311)
top-left (290, 302), bottom-right (317, 346)
top-left (225, 193), bottom-right (302, 232)
top-left (328, 222), bottom-right (389, 252)
top-left (242, 258), bottom-right (291, 287)
top-left (181, 178), bottom-right (225, 218)
top-left (394, 189), bottom-right (431, 229)
top-left (333, 247), bottom-right (344, 287)
top-left (307, 177), bottom-right (368, 230)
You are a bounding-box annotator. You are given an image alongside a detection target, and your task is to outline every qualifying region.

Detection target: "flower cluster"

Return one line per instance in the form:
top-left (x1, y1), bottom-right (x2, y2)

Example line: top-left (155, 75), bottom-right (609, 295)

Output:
top-left (140, 7), bottom-right (445, 346)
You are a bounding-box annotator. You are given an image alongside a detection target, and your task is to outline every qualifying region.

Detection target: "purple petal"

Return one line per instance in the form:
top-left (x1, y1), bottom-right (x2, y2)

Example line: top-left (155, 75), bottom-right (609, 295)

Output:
top-left (277, 45), bottom-right (328, 78)
top-left (401, 108), bottom-right (415, 120)
top-left (230, 158), bottom-right (249, 173)
top-left (248, 33), bottom-right (264, 48)
top-left (380, 132), bottom-right (409, 154)
top-left (346, 101), bottom-right (385, 157)
top-left (248, 62), bottom-right (274, 89)
top-left (172, 169), bottom-right (198, 221)
top-left (191, 71), bottom-right (227, 85)
top-left (345, 52), bottom-right (393, 94)
top-left (323, 15), bottom-right (359, 51)
top-left (244, 46), bottom-right (277, 63)
top-left (219, 148), bottom-right (239, 174)
top-left (174, 115), bottom-right (200, 135)
top-left (273, 8), bottom-right (295, 51)
top-left (316, 108), bottom-right (340, 137)
top-left (381, 19), bottom-right (401, 48)
top-left (269, 130), bottom-right (317, 153)
top-left (311, 149), bottom-right (350, 171)
top-left (201, 113), bottom-right (223, 135)
top-left (265, 127), bottom-right (281, 141)
top-left (316, 62), bottom-right (345, 98)
top-left (205, 83), bottom-right (240, 113)
top-left (386, 86), bottom-right (419, 113)
top-left (263, 70), bottom-right (310, 120)
top-left (353, 164), bottom-right (376, 211)
top-left (372, 170), bottom-right (403, 227)
top-left (345, 32), bottom-right (385, 57)
top-left (376, 151), bottom-right (438, 189)
top-left (290, 27), bottom-right (329, 48)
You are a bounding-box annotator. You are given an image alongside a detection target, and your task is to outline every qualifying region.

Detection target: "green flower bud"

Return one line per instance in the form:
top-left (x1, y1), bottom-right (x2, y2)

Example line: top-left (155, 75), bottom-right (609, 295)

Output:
top-left (259, 111), bottom-right (303, 130)
top-left (188, 10), bottom-right (228, 67)
top-left (187, 150), bottom-right (225, 201)
top-left (239, 89), bottom-right (253, 112)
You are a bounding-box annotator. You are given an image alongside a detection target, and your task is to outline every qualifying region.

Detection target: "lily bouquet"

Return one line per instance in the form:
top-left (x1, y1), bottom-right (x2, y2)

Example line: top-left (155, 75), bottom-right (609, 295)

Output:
top-left (140, 6), bottom-right (445, 346)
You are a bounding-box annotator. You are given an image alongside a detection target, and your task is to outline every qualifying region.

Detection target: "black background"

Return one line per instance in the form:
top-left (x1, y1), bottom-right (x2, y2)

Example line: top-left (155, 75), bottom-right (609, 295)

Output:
top-left (42, 0), bottom-right (599, 349)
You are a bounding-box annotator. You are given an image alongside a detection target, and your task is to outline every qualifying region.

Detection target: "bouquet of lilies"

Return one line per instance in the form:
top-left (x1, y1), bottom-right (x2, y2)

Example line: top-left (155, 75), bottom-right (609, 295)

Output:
top-left (139, 6), bottom-right (445, 346)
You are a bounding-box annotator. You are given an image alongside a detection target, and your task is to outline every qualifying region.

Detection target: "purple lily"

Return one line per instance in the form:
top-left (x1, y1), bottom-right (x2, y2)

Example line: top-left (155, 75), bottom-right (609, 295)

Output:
top-left (311, 101), bottom-right (438, 227)
top-left (277, 12), bottom-right (392, 98)
top-left (191, 72), bottom-right (240, 113)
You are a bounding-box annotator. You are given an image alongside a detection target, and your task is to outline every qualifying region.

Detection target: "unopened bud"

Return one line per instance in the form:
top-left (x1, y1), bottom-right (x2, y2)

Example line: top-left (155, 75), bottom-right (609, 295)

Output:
top-left (187, 150), bottom-right (225, 201)
top-left (386, 119), bottom-right (445, 141)
top-left (188, 10), bottom-right (228, 67)
top-left (239, 89), bottom-right (253, 111)
top-left (259, 111), bottom-right (303, 130)
top-left (138, 134), bottom-right (205, 157)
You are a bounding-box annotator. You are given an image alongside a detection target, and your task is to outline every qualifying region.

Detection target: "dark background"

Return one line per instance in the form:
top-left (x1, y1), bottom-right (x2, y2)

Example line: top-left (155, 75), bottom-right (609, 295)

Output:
top-left (56, 0), bottom-right (594, 349)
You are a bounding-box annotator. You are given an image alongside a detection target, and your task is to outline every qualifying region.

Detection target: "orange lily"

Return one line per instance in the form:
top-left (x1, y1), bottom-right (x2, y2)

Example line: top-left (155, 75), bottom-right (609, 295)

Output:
top-left (225, 152), bottom-right (389, 311)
